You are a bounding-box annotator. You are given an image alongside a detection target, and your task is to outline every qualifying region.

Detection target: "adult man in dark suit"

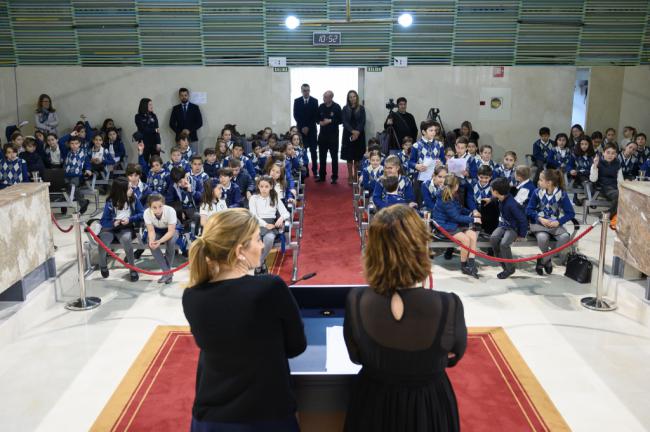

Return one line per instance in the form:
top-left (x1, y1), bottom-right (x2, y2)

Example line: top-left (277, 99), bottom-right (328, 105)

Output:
top-left (317, 90), bottom-right (342, 184)
top-left (293, 83), bottom-right (319, 177)
top-left (169, 87), bottom-right (203, 154)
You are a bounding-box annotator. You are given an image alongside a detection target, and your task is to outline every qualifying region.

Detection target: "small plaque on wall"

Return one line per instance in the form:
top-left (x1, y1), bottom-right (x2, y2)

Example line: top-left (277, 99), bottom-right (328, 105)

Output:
top-left (394, 56), bottom-right (408, 68)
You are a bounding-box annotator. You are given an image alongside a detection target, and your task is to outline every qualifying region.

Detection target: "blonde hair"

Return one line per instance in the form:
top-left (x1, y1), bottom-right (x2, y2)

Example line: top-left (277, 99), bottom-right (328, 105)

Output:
top-left (364, 205), bottom-right (431, 296)
top-left (441, 174), bottom-right (459, 202)
top-left (188, 209), bottom-right (259, 287)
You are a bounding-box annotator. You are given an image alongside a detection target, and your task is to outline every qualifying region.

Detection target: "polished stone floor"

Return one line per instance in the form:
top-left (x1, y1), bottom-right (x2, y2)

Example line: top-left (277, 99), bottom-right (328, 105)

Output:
top-left (1, 210), bottom-right (649, 432)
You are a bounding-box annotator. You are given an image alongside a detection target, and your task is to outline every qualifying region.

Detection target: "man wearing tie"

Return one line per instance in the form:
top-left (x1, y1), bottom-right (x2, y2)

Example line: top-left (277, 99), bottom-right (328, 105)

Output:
top-left (293, 83), bottom-right (319, 178)
top-left (169, 87), bottom-right (204, 155)
top-left (317, 90), bottom-right (342, 184)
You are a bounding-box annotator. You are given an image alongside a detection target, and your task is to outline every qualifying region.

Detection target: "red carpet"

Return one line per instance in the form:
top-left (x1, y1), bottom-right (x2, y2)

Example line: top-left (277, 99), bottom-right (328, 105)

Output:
top-left (272, 163), bottom-right (365, 285)
top-left (92, 326), bottom-right (569, 432)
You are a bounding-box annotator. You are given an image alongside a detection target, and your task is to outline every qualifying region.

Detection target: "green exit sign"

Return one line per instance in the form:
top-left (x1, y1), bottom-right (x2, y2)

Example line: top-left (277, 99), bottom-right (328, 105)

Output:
top-left (273, 67), bottom-right (289, 72)
top-left (366, 66), bottom-right (382, 72)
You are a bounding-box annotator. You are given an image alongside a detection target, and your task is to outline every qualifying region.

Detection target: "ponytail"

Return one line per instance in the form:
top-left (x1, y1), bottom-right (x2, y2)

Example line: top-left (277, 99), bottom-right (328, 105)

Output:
top-left (542, 168), bottom-right (565, 191)
top-left (188, 237), bottom-right (215, 287)
top-left (441, 174), bottom-right (459, 202)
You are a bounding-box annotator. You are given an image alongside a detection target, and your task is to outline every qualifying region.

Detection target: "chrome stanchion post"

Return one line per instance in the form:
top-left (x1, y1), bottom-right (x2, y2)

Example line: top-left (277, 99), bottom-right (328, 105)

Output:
top-left (581, 212), bottom-right (617, 311)
top-left (65, 213), bottom-right (101, 311)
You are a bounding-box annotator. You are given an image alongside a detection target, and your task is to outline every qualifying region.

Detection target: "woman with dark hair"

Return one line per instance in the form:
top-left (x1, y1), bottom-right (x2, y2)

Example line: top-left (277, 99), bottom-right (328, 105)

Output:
top-left (35, 94), bottom-right (59, 134)
top-left (344, 205), bottom-right (467, 432)
top-left (134, 98), bottom-right (161, 162)
top-left (341, 90), bottom-right (366, 184)
top-left (453, 120), bottom-right (480, 145)
top-left (183, 209), bottom-right (306, 432)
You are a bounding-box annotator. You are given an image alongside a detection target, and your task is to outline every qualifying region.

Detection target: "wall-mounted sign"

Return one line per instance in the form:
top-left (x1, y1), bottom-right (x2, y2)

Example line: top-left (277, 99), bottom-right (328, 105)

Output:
top-left (394, 56), bottom-right (408, 68)
top-left (268, 56), bottom-right (286, 67)
top-left (313, 32), bottom-right (342, 46)
top-left (493, 66), bottom-right (505, 78)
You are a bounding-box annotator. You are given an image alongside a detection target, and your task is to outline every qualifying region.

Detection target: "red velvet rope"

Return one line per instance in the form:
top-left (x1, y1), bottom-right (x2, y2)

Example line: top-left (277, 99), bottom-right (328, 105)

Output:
top-left (50, 213), bottom-right (74, 233)
top-left (431, 220), bottom-right (597, 263)
top-left (85, 226), bottom-right (190, 276)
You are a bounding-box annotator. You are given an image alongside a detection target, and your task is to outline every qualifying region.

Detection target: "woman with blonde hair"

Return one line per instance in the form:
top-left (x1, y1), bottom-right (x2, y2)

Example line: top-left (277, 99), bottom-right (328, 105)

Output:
top-left (344, 205), bottom-right (467, 432)
top-left (183, 208), bottom-right (306, 432)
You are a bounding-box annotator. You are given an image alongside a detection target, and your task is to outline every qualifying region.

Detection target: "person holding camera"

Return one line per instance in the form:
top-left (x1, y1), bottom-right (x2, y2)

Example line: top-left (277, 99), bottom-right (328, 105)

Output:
top-left (384, 97), bottom-right (418, 145)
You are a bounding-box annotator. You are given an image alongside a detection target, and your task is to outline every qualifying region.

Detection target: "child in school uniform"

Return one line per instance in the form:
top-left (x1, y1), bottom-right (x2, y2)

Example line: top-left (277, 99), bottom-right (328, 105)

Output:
top-left (98, 177), bottom-right (144, 282)
top-left (531, 127), bottom-right (554, 183)
top-left (163, 147), bottom-right (191, 174)
top-left (44, 133), bottom-right (64, 168)
top-left (409, 120), bottom-right (446, 199)
top-left (178, 133), bottom-right (193, 162)
top-left (217, 167), bottom-right (243, 208)
top-left (228, 158), bottom-right (254, 206)
top-left (590, 143), bottom-right (623, 226)
top-left (289, 133), bottom-right (309, 179)
top-left (223, 142), bottom-right (256, 180)
top-left (635, 133), bottom-right (649, 163)
top-left (143, 194), bottom-right (178, 284)
top-left (466, 165), bottom-right (498, 234)
top-left (0, 144), bottom-right (30, 188)
top-left (10, 131), bottom-right (25, 155)
top-left (20, 137), bottom-right (45, 181)
top-left (397, 136), bottom-right (415, 179)
top-left (617, 141), bottom-right (640, 180)
top-left (604, 128), bottom-right (617, 147)
top-left (621, 126), bottom-right (636, 147)
top-left (248, 175), bottom-right (291, 274)
top-left (215, 138), bottom-right (230, 167)
top-left (104, 128), bottom-right (127, 170)
top-left (361, 151), bottom-right (384, 194)
top-left (432, 174), bottom-right (482, 278)
top-left (89, 134), bottom-right (115, 183)
top-left (373, 155), bottom-right (416, 210)
top-left (199, 179), bottom-right (228, 227)
top-left (514, 166), bottom-right (535, 208)
top-left (421, 165), bottom-right (448, 212)
top-left (567, 136), bottom-right (595, 205)
top-left (268, 162), bottom-right (295, 205)
top-left (591, 131), bottom-right (604, 154)
top-left (526, 168), bottom-right (575, 276)
top-left (489, 177), bottom-right (529, 280)
top-left (189, 155), bottom-right (209, 197)
top-left (63, 135), bottom-right (91, 214)
top-left (382, 176), bottom-right (408, 207)
top-left (166, 166), bottom-right (201, 224)
top-left (493, 151), bottom-right (517, 187)
top-left (203, 148), bottom-right (220, 179)
top-left (126, 163), bottom-right (150, 205)
top-left (546, 133), bottom-right (572, 172)
top-left (469, 144), bottom-right (496, 179)
top-left (139, 151), bottom-right (169, 195)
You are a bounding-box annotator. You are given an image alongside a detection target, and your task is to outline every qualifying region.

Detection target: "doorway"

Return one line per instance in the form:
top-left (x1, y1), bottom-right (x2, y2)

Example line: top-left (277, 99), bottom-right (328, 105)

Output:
top-left (572, 67), bottom-right (590, 129)
top-left (289, 67), bottom-right (359, 161)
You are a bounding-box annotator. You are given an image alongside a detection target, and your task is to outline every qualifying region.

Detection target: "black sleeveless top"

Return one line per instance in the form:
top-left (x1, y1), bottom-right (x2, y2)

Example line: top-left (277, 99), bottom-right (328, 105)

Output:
top-left (343, 286), bottom-right (467, 432)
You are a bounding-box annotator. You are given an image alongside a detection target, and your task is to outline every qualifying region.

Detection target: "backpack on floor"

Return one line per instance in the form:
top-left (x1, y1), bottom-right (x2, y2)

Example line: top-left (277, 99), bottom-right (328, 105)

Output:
top-left (564, 253), bottom-right (593, 284)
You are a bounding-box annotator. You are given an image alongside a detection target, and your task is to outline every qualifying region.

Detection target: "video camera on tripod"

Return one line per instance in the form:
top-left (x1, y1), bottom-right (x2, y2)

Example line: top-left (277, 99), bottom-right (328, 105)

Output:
top-left (426, 107), bottom-right (446, 139)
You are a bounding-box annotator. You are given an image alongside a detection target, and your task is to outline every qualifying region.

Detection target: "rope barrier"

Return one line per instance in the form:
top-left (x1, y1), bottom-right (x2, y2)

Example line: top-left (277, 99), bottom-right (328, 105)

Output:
top-left (85, 226), bottom-right (190, 276)
top-left (431, 220), bottom-right (598, 263)
top-left (51, 213), bottom-right (74, 233)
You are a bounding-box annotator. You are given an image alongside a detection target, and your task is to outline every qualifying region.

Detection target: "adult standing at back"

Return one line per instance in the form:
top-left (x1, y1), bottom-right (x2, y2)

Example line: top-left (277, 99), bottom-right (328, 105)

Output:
top-left (182, 209), bottom-right (307, 432)
top-left (384, 97), bottom-right (418, 145)
top-left (35, 94), bottom-right (59, 135)
top-left (344, 205), bottom-right (467, 432)
top-left (317, 90), bottom-right (342, 184)
top-left (135, 98), bottom-right (161, 163)
top-left (293, 83), bottom-right (319, 178)
top-left (169, 87), bottom-right (203, 155)
top-left (341, 90), bottom-right (366, 184)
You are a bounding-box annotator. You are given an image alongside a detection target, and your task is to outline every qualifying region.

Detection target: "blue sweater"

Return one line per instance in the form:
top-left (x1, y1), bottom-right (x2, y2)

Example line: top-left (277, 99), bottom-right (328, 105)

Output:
top-left (497, 194), bottom-right (528, 238)
top-left (421, 180), bottom-right (442, 211)
top-left (468, 157), bottom-right (496, 179)
top-left (220, 181), bottom-right (242, 208)
top-left (64, 148), bottom-right (91, 178)
top-left (361, 165), bottom-right (384, 192)
top-left (165, 182), bottom-right (201, 209)
top-left (546, 147), bottom-right (573, 170)
top-left (493, 164), bottom-right (517, 187)
top-left (465, 179), bottom-right (492, 211)
top-left (526, 187), bottom-right (575, 226)
top-left (89, 146), bottom-right (116, 166)
top-left (372, 175), bottom-right (415, 210)
top-left (164, 159), bottom-right (191, 174)
top-left (99, 198), bottom-right (144, 229)
top-left (0, 157), bottom-right (30, 188)
top-left (432, 191), bottom-right (473, 231)
top-left (567, 154), bottom-right (593, 175)
top-left (139, 155), bottom-right (170, 194)
top-left (532, 139), bottom-right (554, 163)
top-left (222, 155), bottom-right (256, 180)
top-left (617, 153), bottom-right (640, 179)
top-left (104, 139), bottom-right (127, 164)
top-left (408, 138), bottom-right (445, 171)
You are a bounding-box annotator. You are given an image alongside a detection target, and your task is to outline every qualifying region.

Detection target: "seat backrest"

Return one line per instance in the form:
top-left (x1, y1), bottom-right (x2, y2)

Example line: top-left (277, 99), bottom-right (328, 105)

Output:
top-left (43, 168), bottom-right (67, 192)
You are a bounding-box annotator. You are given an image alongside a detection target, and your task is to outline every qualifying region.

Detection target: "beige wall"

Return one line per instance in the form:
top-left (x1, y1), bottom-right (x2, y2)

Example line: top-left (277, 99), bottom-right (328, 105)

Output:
top-left (619, 66), bottom-right (650, 137)
top-left (585, 67), bottom-right (625, 135)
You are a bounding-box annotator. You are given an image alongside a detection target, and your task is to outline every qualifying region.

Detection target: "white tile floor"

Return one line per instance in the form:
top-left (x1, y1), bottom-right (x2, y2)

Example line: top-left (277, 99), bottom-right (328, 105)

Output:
top-left (1, 209), bottom-right (649, 432)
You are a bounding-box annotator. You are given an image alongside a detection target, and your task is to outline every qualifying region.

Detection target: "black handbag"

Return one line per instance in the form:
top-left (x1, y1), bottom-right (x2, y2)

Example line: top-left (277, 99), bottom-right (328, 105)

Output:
top-left (564, 253), bottom-right (593, 284)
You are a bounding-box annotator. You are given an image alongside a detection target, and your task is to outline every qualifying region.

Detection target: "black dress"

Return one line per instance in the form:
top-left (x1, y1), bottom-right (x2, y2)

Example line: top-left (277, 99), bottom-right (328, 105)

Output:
top-left (343, 287), bottom-right (467, 432)
top-left (341, 105), bottom-right (366, 162)
top-left (134, 112), bottom-right (161, 162)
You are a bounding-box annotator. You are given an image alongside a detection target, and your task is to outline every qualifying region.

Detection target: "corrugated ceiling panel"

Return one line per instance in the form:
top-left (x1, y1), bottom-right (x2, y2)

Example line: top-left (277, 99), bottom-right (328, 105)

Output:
top-left (577, 0), bottom-right (647, 65)
top-left (73, 1), bottom-right (141, 66)
top-left (327, 0), bottom-right (391, 66)
top-left (202, 0), bottom-right (265, 66)
top-left (640, 2), bottom-right (650, 64)
top-left (265, 0), bottom-right (328, 66)
top-left (137, 0), bottom-right (203, 65)
top-left (515, 0), bottom-right (584, 65)
top-left (9, 0), bottom-right (79, 65)
top-left (391, 0), bottom-right (455, 65)
top-left (0, 1), bottom-right (15, 66)
top-left (453, 0), bottom-right (520, 65)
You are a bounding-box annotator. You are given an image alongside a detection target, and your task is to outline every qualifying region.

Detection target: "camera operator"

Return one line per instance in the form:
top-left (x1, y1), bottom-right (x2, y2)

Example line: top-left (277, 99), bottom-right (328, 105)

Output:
top-left (384, 97), bottom-right (418, 144)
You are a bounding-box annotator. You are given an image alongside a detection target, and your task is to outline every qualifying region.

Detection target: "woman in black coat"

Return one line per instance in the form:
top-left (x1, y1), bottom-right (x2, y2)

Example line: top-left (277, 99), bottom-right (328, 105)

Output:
top-left (341, 90), bottom-right (366, 184)
top-left (134, 98), bottom-right (161, 162)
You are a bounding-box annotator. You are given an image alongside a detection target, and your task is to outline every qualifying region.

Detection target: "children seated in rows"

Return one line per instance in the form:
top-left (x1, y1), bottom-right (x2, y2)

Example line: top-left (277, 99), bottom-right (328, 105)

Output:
top-left (489, 177), bottom-right (529, 280)
top-left (98, 177), bottom-right (143, 282)
top-left (143, 194), bottom-right (178, 284)
top-left (373, 155), bottom-right (416, 210)
top-left (421, 165), bottom-right (448, 211)
top-left (199, 179), bottom-right (227, 227)
top-left (526, 169), bottom-right (575, 276)
top-left (361, 151), bottom-right (384, 194)
top-left (432, 174), bottom-right (481, 278)
top-left (248, 175), bottom-right (291, 274)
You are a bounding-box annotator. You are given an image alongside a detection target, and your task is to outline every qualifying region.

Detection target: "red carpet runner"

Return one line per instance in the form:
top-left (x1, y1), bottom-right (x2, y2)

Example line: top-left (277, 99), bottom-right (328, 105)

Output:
top-left (271, 163), bottom-right (365, 285)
